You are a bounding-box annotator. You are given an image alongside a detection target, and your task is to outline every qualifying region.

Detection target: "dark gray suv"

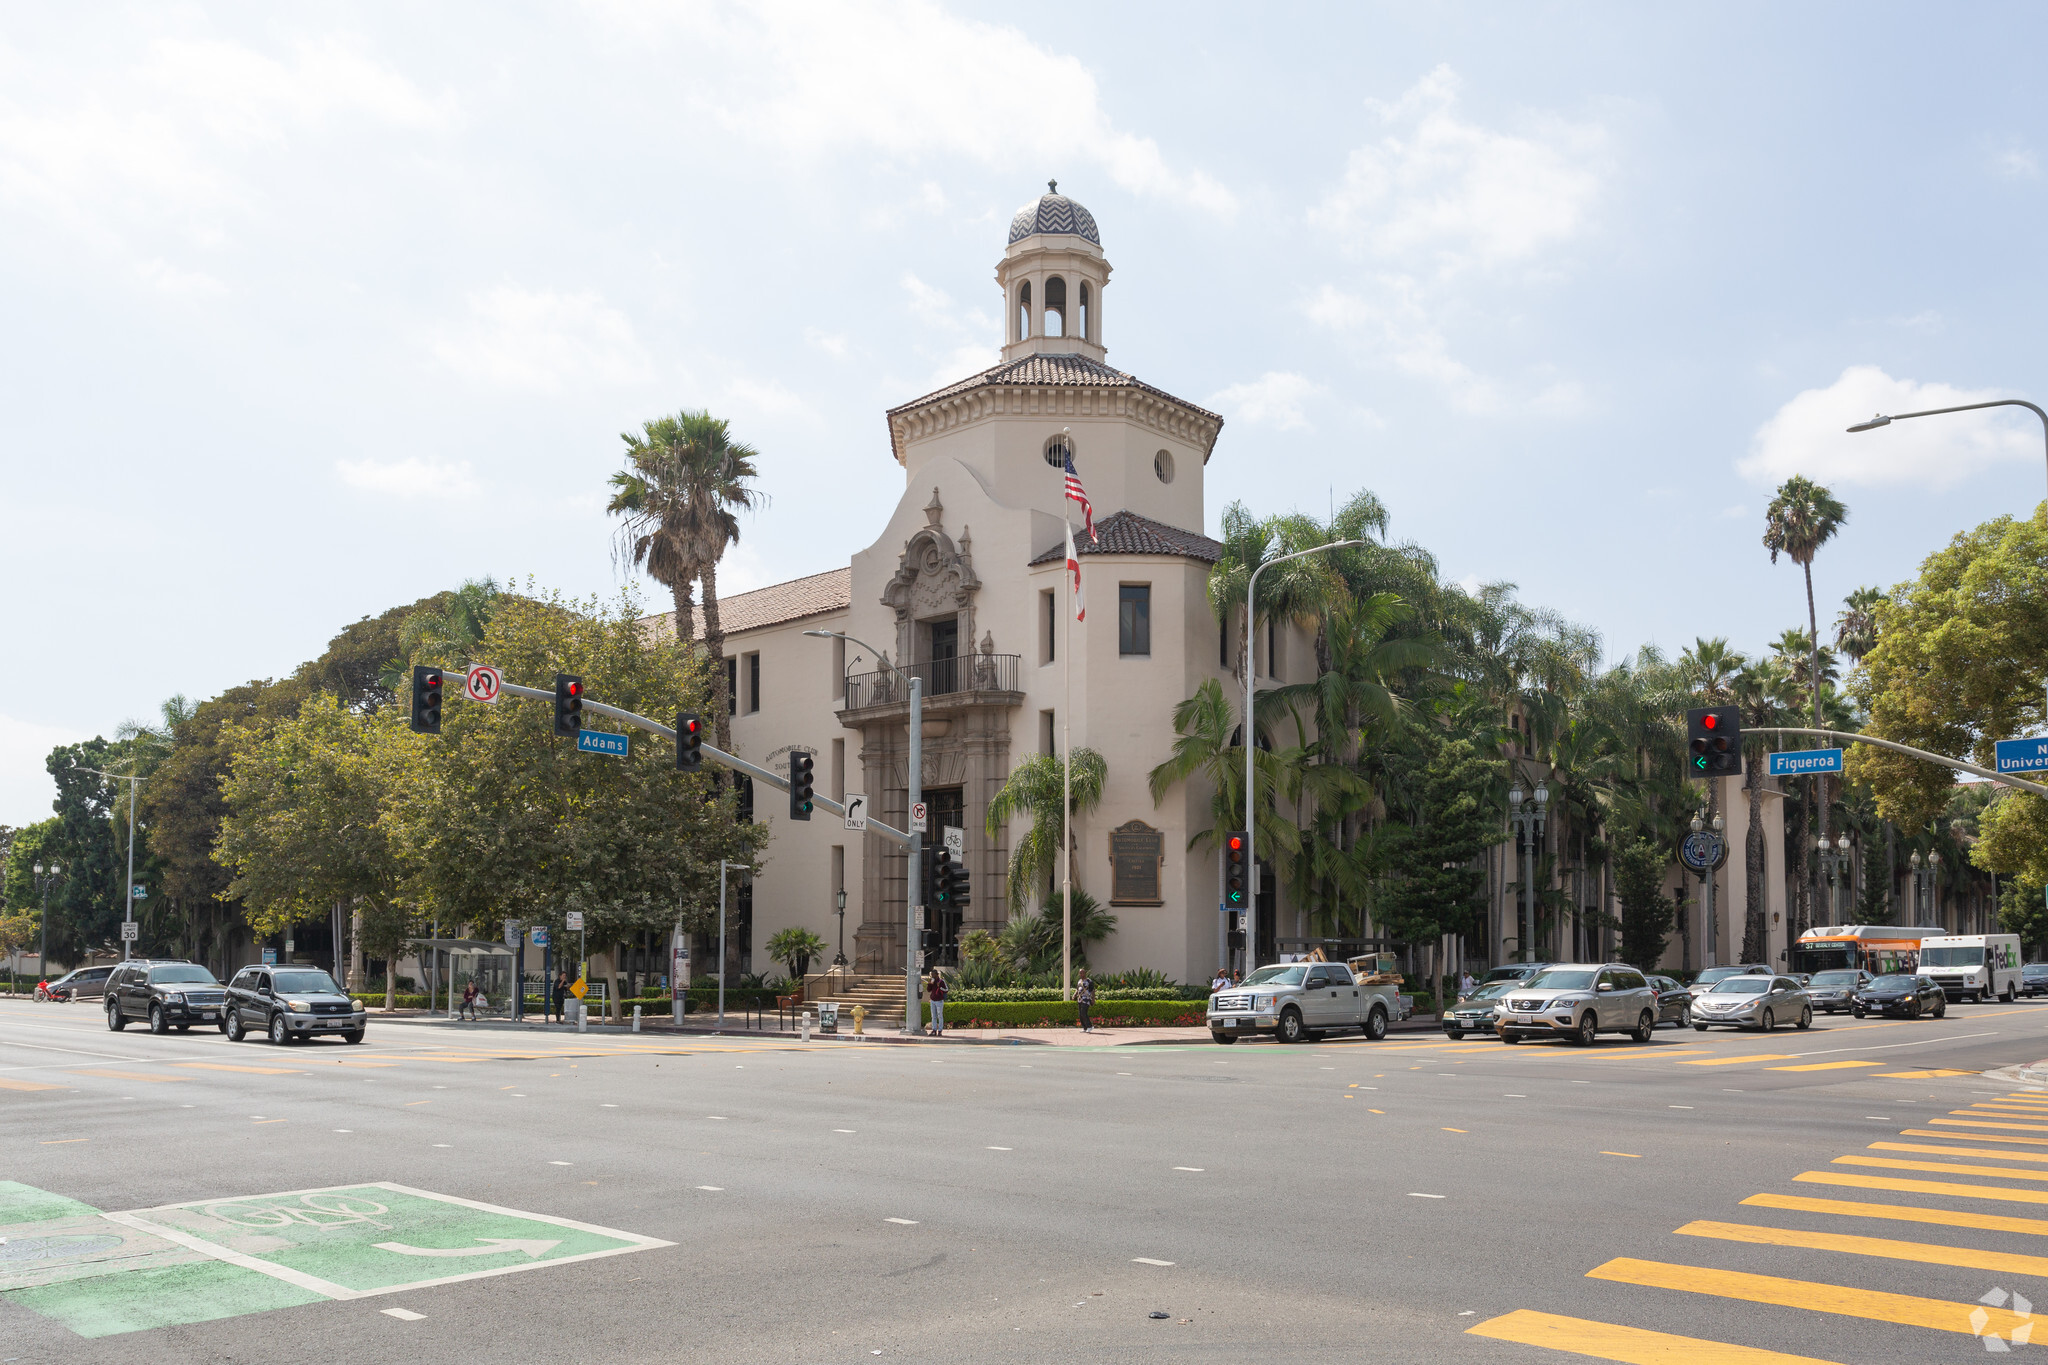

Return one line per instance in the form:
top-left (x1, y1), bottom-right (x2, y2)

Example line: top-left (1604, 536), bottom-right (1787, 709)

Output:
top-left (223, 965), bottom-right (365, 1045)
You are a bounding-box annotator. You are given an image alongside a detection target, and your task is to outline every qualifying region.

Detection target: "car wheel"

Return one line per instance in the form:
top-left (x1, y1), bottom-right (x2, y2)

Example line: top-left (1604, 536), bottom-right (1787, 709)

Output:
top-left (1364, 1006), bottom-right (1389, 1041)
top-left (224, 1011), bottom-right (244, 1042)
top-left (1759, 1008), bottom-right (1775, 1032)
top-left (148, 1006), bottom-right (168, 1035)
top-left (1693, 1022), bottom-right (1709, 1032)
top-left (1677, 1005), bottom-right (1692, 1029)
top-left (1852, 1007), bottom-right (1866, 1019)
top-left (1631, 1011), bottom-right (1654, 1044)
top-left (1210, 1032), bottom-right (1238, 1045)
top-left (1908, 999), bottom-right (1922, 1019)
top-left (1502, 1032), bottom-right (1521, 1044)
top-left (1574, 1013), bottom-right (1598, 1046)
top-left (1276, 1008), bottom-right (1306, 1044)
top-left (1935, 996), bottom-right (1948, 1018)
top-left (106, 1003), bottom-right (125, 1031)
top-left (1796, 1006), bottom-right (1813, 1030)
top-left (2005, 983), bottom-right (2018, 1003)
top-left (1446, 1030), bottom-right (1464, 1041)
top-left (268, 1013), bottom-right (290, 1046)
top-left (342, 1030), bottom-right (364, 1045)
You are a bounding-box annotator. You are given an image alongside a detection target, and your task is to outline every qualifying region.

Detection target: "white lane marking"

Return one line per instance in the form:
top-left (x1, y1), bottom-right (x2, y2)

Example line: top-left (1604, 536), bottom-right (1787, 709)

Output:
top-left (432, 1144), bottom-right (452, 1148)
top-left (381, 1307), bottom-right (426, 1320)
top-left (986, 1146), bottom-right (1012, 1151)
top-left (548, 1161), bottom-right (572, 1166)
top-left (709, 1116), bottom-right (727, 1120)
top-left (373, 1238), bottom-right (559, 1259)
top-left (1505, 1094), bottom-right (1525, 1098)
top-left (885, 1217), bottom-right (918, 1225)
top-left (1132, 1257), bottom-right (1174, 1266)
top-left (601, 1104), bottom-right (618, 1108)
top-left (1865, 1116), bottom-right (1893, 1121)
top-left (695, 1186), bottom-right (722, 1191)
top-left (334, 1129), bottom-right (353, 1133)
top-left (834, 1129), bottom-right (856, 1134)
top-left (1408, 1193), bottom-right (1446, 1199)
top-left (1172, 1167), bottom-right (1204, 1172)
top-left (1669, 1105), bottom-right (1693, 1110)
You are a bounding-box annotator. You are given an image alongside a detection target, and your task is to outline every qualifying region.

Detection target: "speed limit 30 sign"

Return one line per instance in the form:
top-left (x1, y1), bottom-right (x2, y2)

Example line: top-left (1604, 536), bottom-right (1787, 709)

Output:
top-left (466, 664), bottom-right (503, 703)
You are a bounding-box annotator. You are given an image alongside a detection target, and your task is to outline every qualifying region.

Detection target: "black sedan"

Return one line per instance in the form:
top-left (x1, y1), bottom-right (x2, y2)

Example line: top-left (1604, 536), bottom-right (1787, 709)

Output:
top-left (1851, 974), bottom-right (1948, 1020)
top-left (1647, 975), bottom-right (1695, 1028)
top-left (2022, 963), bottom-right (2048, 998)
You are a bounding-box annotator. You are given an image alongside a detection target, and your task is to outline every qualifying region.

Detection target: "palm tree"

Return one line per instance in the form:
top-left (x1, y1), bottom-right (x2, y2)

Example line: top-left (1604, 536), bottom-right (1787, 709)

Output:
top-left (983, 750), bottom-right (1107, 920)
top-left (1147, 677), bottom-right (1306, 869)
top-left (609, 410), bottom-right (765, 745)
top-left (1762, 474), bottom-right (1849, 731)
top-left (1679, 637), bottom-right (1745, 705)
top-left (377, 578), bottom-right (502, 692)
top-left (1835, 585), bottom-right (1884, 664)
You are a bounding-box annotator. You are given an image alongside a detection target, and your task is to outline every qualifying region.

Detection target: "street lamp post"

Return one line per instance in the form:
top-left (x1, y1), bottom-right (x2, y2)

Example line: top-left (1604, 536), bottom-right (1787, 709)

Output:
top-left (32, 861), bottom-right (64, 987)
top-left (1691, 813), bottom-right (1726, 966)
top-left (1507, 783), bottom-right (1549, 963)
top-left (1242, 540), bottom-right (1365, 968)
top-left (716, 860), bottom-right (752, 1032)
top-left (75, 763), bottom-right (141, 959)
top-left (806, 628), bottom-right (925, 1034)
top-left (833, 888), bottom-right (849, 968)
top-left (1816, 833), bottom-right (1852, 925)
top-left (1909, 850), bottom-right (1944, 929)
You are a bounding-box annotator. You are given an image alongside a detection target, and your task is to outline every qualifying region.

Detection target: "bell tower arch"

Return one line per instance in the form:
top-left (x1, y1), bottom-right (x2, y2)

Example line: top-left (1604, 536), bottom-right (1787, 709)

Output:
top-left (997, 180), bottom-right (1110, 364)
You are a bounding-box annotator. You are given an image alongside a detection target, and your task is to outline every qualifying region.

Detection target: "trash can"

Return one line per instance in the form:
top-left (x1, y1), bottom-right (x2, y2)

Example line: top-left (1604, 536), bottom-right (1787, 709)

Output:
top-left (817, 1001), bottom-right (839, 1035)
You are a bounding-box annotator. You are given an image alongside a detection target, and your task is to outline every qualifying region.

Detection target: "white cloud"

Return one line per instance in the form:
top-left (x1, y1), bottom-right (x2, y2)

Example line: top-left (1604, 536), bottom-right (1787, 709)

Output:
top-left (717, 376), bottom-right (820, 424)
top-left (335, 457), bottom-right (479, 499)
top-left (591, 0), bottom-right (1234, 217)
top-left (429, 284), bottom-right (653, 391)
top-left (897, 273), bottom-right (999, 389)
top-left (1309, 64), bottom-right (1606, 277)
top-left (1741, 365), bottom-right (2041, 488)
top-left (804, 327), bottom-right (849, 357)
top-left (1992, 139), bottom-right (2039, 180)
top-left (1307, 283), bottom-right (1501, 413)
top-left (1205, 372), bottom-right (1323, 431)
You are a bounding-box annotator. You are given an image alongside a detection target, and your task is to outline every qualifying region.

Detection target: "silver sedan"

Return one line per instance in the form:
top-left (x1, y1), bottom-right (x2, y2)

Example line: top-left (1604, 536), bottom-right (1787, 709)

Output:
top-left (1691, 975), bottom-right (1812, 1032)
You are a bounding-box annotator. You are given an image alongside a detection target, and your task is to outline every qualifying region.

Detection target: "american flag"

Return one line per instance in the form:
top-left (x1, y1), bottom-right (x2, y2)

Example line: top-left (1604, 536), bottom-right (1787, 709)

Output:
top-left (1061, 450), bottom-right (1096, 542)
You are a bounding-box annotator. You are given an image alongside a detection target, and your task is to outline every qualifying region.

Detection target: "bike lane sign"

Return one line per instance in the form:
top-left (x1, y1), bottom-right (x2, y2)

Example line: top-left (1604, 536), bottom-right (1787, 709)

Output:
top-left (106, 1182), bottom-right (671, 1299)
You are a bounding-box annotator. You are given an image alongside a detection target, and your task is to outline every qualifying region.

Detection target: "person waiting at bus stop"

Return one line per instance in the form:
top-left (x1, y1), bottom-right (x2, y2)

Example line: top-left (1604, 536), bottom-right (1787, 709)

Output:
top-left (551, 971), bottom-right (570, 1023)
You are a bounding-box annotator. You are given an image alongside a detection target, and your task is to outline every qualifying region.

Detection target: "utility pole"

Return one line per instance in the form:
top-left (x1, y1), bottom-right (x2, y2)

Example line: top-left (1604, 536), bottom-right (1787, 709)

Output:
top-left (906, 676), bottom-right (924, 1034)
top-left (33, 861), bottom-right (63, 982)
top-left (78, 765), bottom-right (141, 960)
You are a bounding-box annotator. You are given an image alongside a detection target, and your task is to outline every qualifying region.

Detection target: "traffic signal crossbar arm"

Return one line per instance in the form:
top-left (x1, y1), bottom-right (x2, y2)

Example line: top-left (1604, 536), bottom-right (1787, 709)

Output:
top-left (1750, 727), bottom-right (2048, 800)
top-left (486, 676), bottom-right (913, 847)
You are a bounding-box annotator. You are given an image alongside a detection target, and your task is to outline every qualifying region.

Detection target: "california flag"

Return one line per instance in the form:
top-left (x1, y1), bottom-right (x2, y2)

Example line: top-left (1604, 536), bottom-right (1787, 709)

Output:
top-left (1066, 523), bottom-right (1085, 622)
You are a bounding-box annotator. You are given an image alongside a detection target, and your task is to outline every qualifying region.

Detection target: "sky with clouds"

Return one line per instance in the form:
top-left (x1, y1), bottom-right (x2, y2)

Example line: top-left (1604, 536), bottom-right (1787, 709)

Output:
top-left (6, 1), bottom-right (2047, 824)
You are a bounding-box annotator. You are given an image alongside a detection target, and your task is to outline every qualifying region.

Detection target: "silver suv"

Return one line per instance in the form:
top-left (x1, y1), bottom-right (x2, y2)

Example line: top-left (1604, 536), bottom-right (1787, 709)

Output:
top-left (1497, 964), bottom-right (1658, 1045)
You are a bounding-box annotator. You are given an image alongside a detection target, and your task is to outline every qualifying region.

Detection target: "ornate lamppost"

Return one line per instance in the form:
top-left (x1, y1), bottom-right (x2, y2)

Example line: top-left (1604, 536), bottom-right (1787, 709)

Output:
top-left (1507, 782), bottom-right (1549, 963)
top-left (1910, 850), bottom-right (1943, 928)
top-left (1816, 833), bottom-right (1852, 924)
top-left (1687, 813), bottom-right (1727, 965)
top-left (833, 888), bottom-right (849, 968)
top-left (31, 860), bottom-right (64, 990)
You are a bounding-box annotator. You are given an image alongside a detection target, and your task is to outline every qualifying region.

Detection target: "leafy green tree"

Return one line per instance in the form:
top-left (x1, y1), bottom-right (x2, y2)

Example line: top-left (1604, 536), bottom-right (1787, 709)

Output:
top-left (1836, 585), bottom-right (1885, 664)
top-left (985, 749), bottom-right (1106, 919)
top-left (1857, 835), bottom-right (1892, 924)
top-left (2, 819), bottom-right (57, 913)
top-left (41, 741), bottom-right (130, 963)
top-left (376, 579), bottom-right (502, 692)
top-left (2000, 878), bottom-right (2048, 956)
top-left (1381, 735), bottom-right (1504, 950)
top-left (1613, 836), bottom-right (1674, 970)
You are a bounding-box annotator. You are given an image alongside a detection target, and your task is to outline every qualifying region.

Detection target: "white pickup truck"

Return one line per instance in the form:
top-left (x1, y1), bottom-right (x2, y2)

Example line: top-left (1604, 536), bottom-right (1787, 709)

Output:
top-left (1207, 961), bottom-right (1399, 1044)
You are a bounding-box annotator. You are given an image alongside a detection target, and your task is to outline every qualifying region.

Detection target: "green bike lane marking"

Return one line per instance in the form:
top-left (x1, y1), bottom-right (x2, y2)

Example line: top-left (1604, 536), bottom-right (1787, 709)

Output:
top-left (0, 1180), bottom-right (671, 1339)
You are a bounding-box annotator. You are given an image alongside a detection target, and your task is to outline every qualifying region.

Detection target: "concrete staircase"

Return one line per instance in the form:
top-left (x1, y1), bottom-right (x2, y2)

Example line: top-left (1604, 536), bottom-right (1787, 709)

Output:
top-left (800, 973), bottom-right (913, 1028)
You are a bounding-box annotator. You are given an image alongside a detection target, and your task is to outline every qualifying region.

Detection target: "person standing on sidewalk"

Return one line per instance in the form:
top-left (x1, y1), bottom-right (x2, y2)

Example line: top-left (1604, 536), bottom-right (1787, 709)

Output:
top-left (459, 979), bottom-right (477, 1022)
top-left (551, 971), bottom-right (569, 1023)
top-left (925, 968), bottom-right (948, 1036)
top-left (1076, 970), bottom-right (1096, 1033)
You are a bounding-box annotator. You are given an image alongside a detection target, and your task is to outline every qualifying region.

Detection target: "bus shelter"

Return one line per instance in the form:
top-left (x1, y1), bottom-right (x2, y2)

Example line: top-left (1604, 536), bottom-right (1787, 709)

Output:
top-left (407, 937), bottom-right (516, 1014)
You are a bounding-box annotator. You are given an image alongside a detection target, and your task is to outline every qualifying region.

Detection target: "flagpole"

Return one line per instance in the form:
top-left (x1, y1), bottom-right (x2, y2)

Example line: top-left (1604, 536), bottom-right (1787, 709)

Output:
top-left (1062, 509), bottom-right (1073, 1005)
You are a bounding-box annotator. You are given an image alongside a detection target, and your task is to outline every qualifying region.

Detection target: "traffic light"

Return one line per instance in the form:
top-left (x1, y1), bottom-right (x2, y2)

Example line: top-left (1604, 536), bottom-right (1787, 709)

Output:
top-left (553, 674), bottom-right (583, 737)
top-left (946, 857), bottom-right (971, 909)
top-left (920, 928), bottom-right (942, 956)
top-left (676, 712), bottom-right (703, 771)
top-left (1223, 831), bottom-right (1250, 909)
top-left (927, 846), bottom-right (952, 905)
top-left (1686, 706), bottom-right (1742, 778)
top-left (788, 750), bottom-right (814, 821)
top-left (409, 665), bottom-right (443, 735)
top-left (1226, 913), bottom-right (1246, 951)
top-left (735, 774), bottom-right (754, 823)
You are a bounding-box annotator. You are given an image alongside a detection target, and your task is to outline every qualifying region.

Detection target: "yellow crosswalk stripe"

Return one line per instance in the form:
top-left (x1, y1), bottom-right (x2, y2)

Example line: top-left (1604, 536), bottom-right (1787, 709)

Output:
top-left (1833, 1154), bottom-right (2048, 1182)
top-left (1792, 1170), bottom-right (2048, 1205)
top-left (1928, 1116), bottom-right (2048, 1133)
top-left (1872, 1069), bottom-right (1977, 1079)
top-left (1677, 1054), bottom-right (1801, 1066)
top-left (1765, 1060), bottom-right (1884, 1072)
top-left (1957, 1105), bottom-right (2048, 1116)
top-left (173, 1062), bottom-right (306, 1075)
top-left (1872, 1141), bottom-right (2048, 1164)
top-left (67, 1069), bottom-right (186, 1083)
top-left (1589, 1049), bottom-right (1715, 1060)
top-left (0, 1076), bottom-right (67, 1091)
top-left (1466, 1308), bottom-right (1848, 1363)
top-left (1678, 1219), bottom-right (2048, 1278)
top-left (1586, 1257), bottom-right (2034, 1339)
top-left (1899, 1126), bottom-right (2048, 1146)
top-left (1745, 1191), bottom-right (2048, 1238)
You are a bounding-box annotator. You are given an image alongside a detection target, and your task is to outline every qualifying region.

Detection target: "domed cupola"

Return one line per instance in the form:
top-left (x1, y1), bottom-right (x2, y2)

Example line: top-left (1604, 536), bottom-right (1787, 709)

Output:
top-left (996, 180), bottom-right (1111, 364)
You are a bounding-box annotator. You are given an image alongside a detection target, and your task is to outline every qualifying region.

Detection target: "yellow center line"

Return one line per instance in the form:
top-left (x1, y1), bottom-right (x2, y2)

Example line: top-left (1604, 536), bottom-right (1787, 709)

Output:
top-left (403, 1100), bottom-right (431, 1106)
top-left (1743, 1191), bottom-right (2048, 1238)
top-left (1587, 1256), bottom-right (2035, 1339)
top-left (173, 1062), bottom-right (306, 1075)
top-left (1677, 1054), bottom-right (1802, 1067)
top-left (67, 1069), bottom-right (185, 1083)
top-left (1792, 1170), bottom-right (2048, 1205)
top-left (0, 1077), bottom-right (68, 1091)
top-left (1834, 1154), bottom-right (2048, 1183)
top-left (1677, 1219), bottom-right (2048, 1279)
top-left (1900, 1126), bottom-right (2048, 1147)
top-left (1873, 1069), bottom-right (1979, 1079)
top-left (1872, 1141), bottom-right (2048, 1164)
top-left (1442, 1127), bottom-right (1468, 1133)
top-left (38, 1138), bottom-right (87, 1144)
top-left (1601, 1151), bottom-right (1642, 1159)
top-left (1765, 1060), bottom-right (1885, 1072)
top-left (1586, 1048), bottom-right (1716, 1060)
top-left (1466, 1308), bottom-right (1848, 1364)
top-left (252, 1118), bottom-right (286, 1124)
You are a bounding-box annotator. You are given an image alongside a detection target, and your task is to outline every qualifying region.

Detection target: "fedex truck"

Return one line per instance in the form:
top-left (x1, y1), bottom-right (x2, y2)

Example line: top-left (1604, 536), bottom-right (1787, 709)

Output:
top-left (1918, 934), bottom-right (2022, 1003)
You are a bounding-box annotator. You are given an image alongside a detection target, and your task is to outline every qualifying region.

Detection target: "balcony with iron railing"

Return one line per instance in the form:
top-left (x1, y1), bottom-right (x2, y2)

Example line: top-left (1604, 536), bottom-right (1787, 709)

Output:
top-left (841, 653), bottom-right (1022, 714)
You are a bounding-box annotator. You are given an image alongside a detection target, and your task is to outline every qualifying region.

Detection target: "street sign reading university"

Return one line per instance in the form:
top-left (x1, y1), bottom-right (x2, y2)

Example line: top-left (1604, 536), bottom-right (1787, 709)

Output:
top-left (1995, 737), bottom-right (2048, 774)
top-left (1767, 749), bottom-right (1843, 777)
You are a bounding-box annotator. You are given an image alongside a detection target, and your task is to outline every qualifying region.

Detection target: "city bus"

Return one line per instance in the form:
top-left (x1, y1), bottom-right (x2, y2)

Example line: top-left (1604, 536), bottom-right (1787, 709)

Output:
top-left (1790, 925), bottom-right (1952, 979)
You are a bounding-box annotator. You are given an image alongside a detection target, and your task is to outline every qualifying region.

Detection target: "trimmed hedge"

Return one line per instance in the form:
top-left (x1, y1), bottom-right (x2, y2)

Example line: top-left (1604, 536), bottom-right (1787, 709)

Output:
top-left (948, 986), bottom-right (1190, 1003)
top-left (923, 999), bottom-right (1209, 1028)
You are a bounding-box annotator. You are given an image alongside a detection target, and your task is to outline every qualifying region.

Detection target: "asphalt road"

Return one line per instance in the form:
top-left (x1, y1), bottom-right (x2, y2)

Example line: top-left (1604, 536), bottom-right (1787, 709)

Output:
top-left (6, 996), bottom-right (2048, 1363)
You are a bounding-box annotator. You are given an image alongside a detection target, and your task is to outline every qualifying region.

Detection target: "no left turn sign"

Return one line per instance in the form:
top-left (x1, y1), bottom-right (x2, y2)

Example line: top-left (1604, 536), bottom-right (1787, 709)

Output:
top-left (466, 664), bottom-right (503, 703)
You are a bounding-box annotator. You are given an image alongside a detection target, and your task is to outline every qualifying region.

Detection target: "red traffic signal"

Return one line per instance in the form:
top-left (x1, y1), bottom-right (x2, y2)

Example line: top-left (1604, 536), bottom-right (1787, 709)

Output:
top-left (1227, 835), bottom-right (1243, 852)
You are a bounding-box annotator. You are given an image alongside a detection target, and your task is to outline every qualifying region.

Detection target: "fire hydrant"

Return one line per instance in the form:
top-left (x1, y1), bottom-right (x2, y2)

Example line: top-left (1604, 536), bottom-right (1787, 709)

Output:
top-left (851, 1004), bottom-right (867, 1035)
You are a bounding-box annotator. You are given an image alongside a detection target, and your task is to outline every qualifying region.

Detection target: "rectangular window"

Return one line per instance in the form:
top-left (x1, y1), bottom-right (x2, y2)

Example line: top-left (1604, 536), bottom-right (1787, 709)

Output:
top-left (724, 657), bottom-right (738, 715)
top-left (1221, 607), bottom-right (1231, 668)
top-left (831, 737), bottom-right (846, 802)
top-left (746, 652), bottom-right (761, 713)
top-left (1040, 708), bottom-right (1056, 756)
top-left (1119, 584), bottom-right (1151, 657)
top-left (1042, 590), bottom-right (1057, 665)
top-left (1266, 619), bottom-right (1278, 677)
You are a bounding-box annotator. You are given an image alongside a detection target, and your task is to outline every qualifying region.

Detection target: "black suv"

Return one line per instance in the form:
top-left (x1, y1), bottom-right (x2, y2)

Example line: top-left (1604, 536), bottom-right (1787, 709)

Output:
top-left (105, 961), bottom-right (229, 1033)
top-left (223, 965), bottom-right (365, 1045)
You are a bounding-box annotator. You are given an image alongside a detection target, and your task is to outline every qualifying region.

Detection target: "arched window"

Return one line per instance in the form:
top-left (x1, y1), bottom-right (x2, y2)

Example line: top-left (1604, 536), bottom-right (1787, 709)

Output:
top-left (1017, 282), bottom-right (1032, 340)
top-left (1043, 276), bottom-right (1067, 337)
top-left (1079, 282), bottom-right (1091, 341)
top-left (1153, 449), bottom-right (1174, 484)
top-left (1044, 433), bottom-right (1072, 469)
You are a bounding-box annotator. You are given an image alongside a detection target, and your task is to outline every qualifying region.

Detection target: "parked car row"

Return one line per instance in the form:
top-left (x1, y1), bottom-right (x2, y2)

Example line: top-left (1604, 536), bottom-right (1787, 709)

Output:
top-left (77, 959), bottom-right (367, 1045)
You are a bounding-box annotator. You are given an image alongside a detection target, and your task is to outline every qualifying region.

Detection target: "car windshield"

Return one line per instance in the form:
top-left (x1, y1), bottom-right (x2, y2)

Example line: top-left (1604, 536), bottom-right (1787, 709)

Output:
top-left (1241, 966), bottom-right (1307, 987)
top-left (1695, 967), bottom-right (1757, 985)
top-left (1811, 971), bottom-right (1861, 985)
top-left (1708, 978), bottom-right (1771, 995)
top-left (1868, 975), bottom-right (1921, 990)
top-left (1920, 946), bottom-right (1985, 967)
top-left (149, 965), bottom-right (218, 984)
top-left (1462, 983), bottom-right (1514, 1001)
top-left (1525, 969), bottom-right (1597, 990)
top-left (273, 971), bottom-right (344, 994)
top-left (2028, 965), bottom-right (2048, 977)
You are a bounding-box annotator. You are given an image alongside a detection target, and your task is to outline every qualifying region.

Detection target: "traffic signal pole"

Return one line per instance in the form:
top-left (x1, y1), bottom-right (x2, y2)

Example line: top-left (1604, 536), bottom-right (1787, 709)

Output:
top-left (906, 676), bottom-right (923, 1035)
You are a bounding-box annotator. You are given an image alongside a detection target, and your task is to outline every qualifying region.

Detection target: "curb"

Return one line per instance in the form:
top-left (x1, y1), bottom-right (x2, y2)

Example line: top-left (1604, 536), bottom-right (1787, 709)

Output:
top-left (1982, 1060), bottom-right (2048, 1090)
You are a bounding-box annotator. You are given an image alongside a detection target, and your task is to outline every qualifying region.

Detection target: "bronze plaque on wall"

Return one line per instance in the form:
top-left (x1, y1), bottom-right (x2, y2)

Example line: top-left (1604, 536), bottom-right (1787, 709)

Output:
top-left (1109, 820), bottom-right (1165, 905)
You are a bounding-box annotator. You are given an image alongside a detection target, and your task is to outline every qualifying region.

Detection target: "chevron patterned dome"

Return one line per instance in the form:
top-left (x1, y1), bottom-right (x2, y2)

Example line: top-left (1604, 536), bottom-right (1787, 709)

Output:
top-left (1008, 181), bottom-right (1100, 245)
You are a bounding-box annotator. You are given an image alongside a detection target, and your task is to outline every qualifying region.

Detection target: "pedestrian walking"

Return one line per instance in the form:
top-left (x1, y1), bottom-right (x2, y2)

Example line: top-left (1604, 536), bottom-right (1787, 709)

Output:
top-left (1210, 969), bottom-right (1230, 993)
top-left (925, 968), bottom-right (948, 1036)
top-left (459, 980), bottom-right (477, 1022)
top-left (552, 971), bottom-right (570, 1023)
top-left (1459, 971), bottom-right (1476, 998)
top-left (1076, 970), bottom-right (1096, 1033)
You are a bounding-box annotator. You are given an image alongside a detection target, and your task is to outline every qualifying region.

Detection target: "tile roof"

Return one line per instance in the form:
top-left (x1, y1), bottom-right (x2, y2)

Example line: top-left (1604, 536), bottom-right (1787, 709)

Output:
top-left (637, 567), bottom-right (850, 641)
top-left (889, 353), bottom-right (1222, 420)
top-left (1027, 510), bottom-right (1224, 565)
